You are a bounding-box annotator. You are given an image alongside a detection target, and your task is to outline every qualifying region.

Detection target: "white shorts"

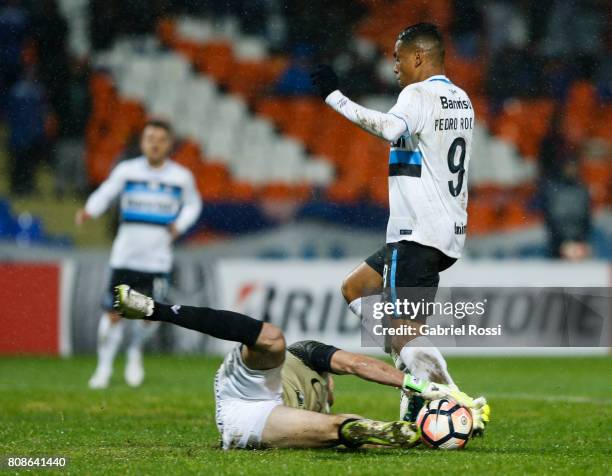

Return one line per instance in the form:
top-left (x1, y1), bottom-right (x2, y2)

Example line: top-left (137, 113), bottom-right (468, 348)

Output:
top-left (214, 345), bottom-right (283, 449)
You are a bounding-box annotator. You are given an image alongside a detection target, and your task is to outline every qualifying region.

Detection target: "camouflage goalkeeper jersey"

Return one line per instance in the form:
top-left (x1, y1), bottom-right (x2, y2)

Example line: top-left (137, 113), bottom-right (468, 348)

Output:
top-left (281, 341), bottom-right (339, 414)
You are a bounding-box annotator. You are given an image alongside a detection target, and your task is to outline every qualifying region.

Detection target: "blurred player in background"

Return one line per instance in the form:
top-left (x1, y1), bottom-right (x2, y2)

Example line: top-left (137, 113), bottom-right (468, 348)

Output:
top-left (76, 119), bottom-right (202, 389)
top-left (113, 284), bottom-right (488, 449)
top-left (312, 23), bottom-right (474, 422)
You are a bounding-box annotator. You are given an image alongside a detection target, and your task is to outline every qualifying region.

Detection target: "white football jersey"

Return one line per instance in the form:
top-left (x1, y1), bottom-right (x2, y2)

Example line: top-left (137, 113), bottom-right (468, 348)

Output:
top-left (85, 156), bottom-right (202, 273)
top-left (386, 75), bottom-right (473, 258)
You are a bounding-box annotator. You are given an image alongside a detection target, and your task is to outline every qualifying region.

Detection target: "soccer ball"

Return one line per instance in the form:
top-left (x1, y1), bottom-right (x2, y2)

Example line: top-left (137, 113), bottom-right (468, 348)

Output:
top-left (416, 399), bottom-right (472, 449)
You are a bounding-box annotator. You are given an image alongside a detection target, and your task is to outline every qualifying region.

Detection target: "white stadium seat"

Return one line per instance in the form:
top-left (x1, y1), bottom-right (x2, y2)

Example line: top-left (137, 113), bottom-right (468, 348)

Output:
top-left (98, 37), bottom-right (336, 187)
top-left (235, 36), bottom-right (268, 60)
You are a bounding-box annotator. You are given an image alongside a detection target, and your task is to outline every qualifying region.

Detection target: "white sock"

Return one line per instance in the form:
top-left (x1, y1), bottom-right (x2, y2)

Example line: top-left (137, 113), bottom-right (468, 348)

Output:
top-left (127, 320), bottom-right (160, 358)
top-left (348, 298), bottom-right (362, 318)
top-left (399, 336), bottom-right (454, 385)
top-left (96, 313), bottom-right (124, 372)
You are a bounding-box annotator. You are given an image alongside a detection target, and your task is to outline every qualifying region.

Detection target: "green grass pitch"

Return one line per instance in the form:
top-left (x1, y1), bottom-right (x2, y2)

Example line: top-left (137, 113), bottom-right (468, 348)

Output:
top-left (1, 355), bottom-right (610, 475)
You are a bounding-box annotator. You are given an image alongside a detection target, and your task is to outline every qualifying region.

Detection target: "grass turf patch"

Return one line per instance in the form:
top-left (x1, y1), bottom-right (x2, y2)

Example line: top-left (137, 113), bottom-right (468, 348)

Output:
top-left (1, 356), bottom-right (610, 475)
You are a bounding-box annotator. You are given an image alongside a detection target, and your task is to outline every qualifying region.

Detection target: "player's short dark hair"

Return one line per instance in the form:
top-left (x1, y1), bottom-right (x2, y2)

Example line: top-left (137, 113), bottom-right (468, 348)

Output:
top-left (398, 22), bottom-right (445, 64)
top-left (144, 118), bottom-right (173, 136)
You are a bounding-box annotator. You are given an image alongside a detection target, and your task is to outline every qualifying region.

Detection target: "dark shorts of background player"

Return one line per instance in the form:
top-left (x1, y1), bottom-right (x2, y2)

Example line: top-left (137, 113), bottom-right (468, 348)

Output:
top-left (102, 268), bottom-right (169, 311)
top-left (366, 241), bottom-right (456, 320)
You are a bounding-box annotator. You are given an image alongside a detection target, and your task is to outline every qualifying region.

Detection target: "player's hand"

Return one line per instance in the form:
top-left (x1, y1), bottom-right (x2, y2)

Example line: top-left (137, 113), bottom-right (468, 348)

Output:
top-left (75, 209), bottom-right (91, 226)
top-left (403, 374), bottom-right (476, 408)
top-left (311, 64), bottom-right (339, 99)
top-left (424, 383), bottom-right (476, 408)
top-left (168, 223), bottom-right (179, 241)
top-left (469, 396), bottom-right (490, 437)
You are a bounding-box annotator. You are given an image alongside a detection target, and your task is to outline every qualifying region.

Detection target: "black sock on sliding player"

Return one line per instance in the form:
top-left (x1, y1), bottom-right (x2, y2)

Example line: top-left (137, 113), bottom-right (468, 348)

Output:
top-left (150, 303), bottom-right (264, 347)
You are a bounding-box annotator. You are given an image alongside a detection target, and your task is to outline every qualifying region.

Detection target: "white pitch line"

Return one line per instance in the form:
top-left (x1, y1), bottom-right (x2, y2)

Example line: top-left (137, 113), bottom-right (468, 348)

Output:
top-left (486, 392), bottom-right (612, 405)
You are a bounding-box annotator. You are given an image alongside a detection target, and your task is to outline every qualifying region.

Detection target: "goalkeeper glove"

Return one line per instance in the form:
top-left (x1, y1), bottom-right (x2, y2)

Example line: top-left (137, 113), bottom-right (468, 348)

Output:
top-left (470, 397), bottom-right (491, 436)
top-left (402, 374), bottom-right (490, 436)
top-left (311, 64), bottom-right (339, 99)
top-left (402, 374), bottom-right (475, 408)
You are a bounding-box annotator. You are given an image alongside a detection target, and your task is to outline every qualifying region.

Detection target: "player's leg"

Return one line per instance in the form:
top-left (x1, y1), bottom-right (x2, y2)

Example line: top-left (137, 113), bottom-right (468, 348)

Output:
top-left (383, 242), bottom-right (457, 420)
top-left (384, 242), bottom-right (455, 381)
top-left (114, 284), bottom-right (284, 370)
top-left (124, 273), bottom-right (168, 387)
top-left (89, 310), bottom-right (124, 389)
top-left (341, 246), bottom-right (385, 318)
top-left (89, 269), bottom-right (127, 389)
top-left (260, 406), bottom-right (419, 449)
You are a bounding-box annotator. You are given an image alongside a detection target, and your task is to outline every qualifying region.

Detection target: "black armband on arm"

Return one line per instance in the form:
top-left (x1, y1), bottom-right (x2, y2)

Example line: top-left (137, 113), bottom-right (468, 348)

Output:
top-left (287, 340), bottom-right (339, 373)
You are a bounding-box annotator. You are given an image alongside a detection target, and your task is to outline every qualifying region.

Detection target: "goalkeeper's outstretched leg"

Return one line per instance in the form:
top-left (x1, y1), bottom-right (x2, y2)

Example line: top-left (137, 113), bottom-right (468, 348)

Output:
top-left (114, 284), bottom-right (423, 449)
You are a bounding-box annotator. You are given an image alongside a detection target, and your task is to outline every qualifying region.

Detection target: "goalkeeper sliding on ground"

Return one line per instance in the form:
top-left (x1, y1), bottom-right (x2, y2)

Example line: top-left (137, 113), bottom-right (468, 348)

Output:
top-left (114, 284), bottom-right (489, 450)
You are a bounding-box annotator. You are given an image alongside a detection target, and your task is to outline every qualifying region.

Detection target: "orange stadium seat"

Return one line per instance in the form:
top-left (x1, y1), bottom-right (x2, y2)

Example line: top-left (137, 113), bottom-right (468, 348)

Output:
top-left (157, 18), bottom-right (178, 47)
top-left (256, 98), bottom-right (292, 128)
top-left (523, 99), bottom-right (555, 155)
top-left (90, 74), bottom-right (114, 101)
top-left (227, 58), bottom-right (288, 102)
top-left (198, 163), bottom-right (231, 202)
top-left (326, 135), bottom-right (378, 204)
top-left (326, 179), bottom-right (363, 203)
top-left (590, 105), bottom-right (612, 143)
top-left (283, 99), bottom-right (321, 145)
top-left (226, 61), bottom-right (268, 101)
top-left (172, 140), bottom-right (203, 172)
top-left (292, 183), bottom-right (314, 202)
top-left (467, 198), bottom-right (499, 235)
top-left (494, 105), bottom-right (522, 150)
top-left (493, 99), bottom-right (554, 159)
top-left (174, 39), bottom-right (205, 64)
top-left (368, 178), bottom-right (389, 207)
top-left (469, 94), bottom-right (490, 125)
top-left (445, 47), bottom-right (485, 96)
top-left (311, 113), bottom-right (354, 164)
top-left (87, 139), bottom-right (124, 185)
top-left (117, 100), bottom-right (146, 134)
top-left (365, 128), bottom-right (390, 191)
top-left (502, 202), bottom-right (540, 230)
top-left (264, 57), bottom-right (289, 83)
top-left (195, 42), bottom-right (235, 84)
top-left (227, 181), bottom-right (256, 201)
top-left (563, 81), bottom-right (598, 145)
top-left (358, 0), bottom-right (452, 53)
top-left (582, 160), bottom-right (611, 207)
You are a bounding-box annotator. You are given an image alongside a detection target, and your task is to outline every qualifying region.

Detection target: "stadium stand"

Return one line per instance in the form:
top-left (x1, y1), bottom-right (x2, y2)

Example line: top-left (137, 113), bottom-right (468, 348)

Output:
top-left (0, 0), bottom-right (609, 252)
top-left (158, 16), bottom-right (556, 232)
top-left (89, 38), bottom-right (334, 203)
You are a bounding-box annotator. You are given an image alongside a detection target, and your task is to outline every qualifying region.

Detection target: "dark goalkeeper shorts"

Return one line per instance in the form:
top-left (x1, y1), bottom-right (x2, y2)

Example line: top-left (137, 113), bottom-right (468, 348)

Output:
top-left (102, 268), bottom-right (169, 311)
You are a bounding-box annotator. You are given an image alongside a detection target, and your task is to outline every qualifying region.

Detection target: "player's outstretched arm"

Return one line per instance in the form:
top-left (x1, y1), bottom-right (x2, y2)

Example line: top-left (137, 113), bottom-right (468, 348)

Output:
top-left (79, 162), bottom-right (127, 222)
top-left (329, 350), bottom-right (483, 409)
top-left (172, 172), bottom-right (202, 237)
top-left (311, 65), bottom-right (407, 142)
top-left (329, 350), bottom-right (406, 388)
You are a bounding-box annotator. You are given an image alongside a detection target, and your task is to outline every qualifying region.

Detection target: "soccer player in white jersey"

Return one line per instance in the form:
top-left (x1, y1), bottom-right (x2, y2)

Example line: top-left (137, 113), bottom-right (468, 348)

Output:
top-left (76, 119), bottom-right (202, 389)
top-left (312, 23), bottom-right (476, 422)
top-left (113, 284), bottom-right (488, 450)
